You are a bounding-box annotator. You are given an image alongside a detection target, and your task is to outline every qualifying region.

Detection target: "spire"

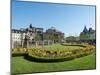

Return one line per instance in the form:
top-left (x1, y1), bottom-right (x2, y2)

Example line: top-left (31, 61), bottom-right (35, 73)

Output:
top-left (83, 25), bottom-right (88, 33)
top-left (29, 24), bottom-right (32, 28)
top-left (89, 27), bottom-right (93, 32)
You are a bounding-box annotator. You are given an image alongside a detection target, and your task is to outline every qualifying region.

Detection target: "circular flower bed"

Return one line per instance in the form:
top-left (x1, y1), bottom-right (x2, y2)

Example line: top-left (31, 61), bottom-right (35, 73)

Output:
top-left (12, 44), bottom-right (95, 62)
top-left (28, 48), bottom-right (73, 62)
top-left (27, 45), bottom-right (95, 62)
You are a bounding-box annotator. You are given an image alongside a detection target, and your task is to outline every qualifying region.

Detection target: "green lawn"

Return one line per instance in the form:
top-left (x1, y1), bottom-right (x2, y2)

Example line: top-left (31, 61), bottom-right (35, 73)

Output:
top-left (12, 53), bottom-right (96, 74)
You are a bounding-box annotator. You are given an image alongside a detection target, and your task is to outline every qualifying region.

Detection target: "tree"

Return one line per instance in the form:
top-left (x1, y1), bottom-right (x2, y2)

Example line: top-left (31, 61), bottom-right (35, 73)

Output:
top-left (66, 36), bottom-right (77, 42)
top-left (35, 34), bottom-right (41, 47)
top-left (80, 33), bottom-right (89, 42)
top-left (43, 33), bottom-right (50, 45)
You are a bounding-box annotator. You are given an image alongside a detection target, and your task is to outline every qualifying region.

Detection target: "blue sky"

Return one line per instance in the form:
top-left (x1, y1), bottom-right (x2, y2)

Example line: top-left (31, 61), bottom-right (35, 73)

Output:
top-left (12, 0), bottom-right (96, 37)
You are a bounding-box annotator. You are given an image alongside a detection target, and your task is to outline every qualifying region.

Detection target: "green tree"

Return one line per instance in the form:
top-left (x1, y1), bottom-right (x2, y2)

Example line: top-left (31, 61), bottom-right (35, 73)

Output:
top-left (66, 36), bottom-right (76, 42)
top-left (35, 34), bottom-right (41, 47)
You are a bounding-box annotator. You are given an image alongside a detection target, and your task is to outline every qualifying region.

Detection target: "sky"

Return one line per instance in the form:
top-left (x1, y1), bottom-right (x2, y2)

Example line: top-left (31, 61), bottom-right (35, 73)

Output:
top-left (12, 0), bottom-right (96, 37)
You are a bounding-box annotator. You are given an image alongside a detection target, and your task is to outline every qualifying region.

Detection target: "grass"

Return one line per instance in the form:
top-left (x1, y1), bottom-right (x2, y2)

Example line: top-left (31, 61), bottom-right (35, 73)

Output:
top-left (12, 53), bottom-right (96, 74)
top-left (40, 44), bottom-right (83, 51)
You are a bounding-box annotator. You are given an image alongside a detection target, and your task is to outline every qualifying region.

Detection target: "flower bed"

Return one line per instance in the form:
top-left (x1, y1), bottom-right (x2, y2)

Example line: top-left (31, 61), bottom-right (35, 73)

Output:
top-left (28, 45), bottom-right (95, 62)
top-left (12, 45), bottom-right (95, 62)
top-left (12, 48), bottom-right (28, 56)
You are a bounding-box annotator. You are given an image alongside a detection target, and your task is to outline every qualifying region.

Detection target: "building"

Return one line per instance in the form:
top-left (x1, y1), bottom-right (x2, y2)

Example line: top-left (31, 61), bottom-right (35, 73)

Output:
top-left (80, 26), bottom-right (96, 42)
top-left (12, 29), bottom-right (22, 48)
top-left (12, 25), bottom-right (64, 48)
top-left (12, 24), bottom-right (43, 48)
top-left (45, 27), bottom-right (64, 43)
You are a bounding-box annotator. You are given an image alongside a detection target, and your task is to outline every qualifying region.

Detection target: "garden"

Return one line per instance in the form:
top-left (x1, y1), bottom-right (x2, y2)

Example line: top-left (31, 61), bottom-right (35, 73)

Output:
top-left (12, 44), bottom-right (96, 74)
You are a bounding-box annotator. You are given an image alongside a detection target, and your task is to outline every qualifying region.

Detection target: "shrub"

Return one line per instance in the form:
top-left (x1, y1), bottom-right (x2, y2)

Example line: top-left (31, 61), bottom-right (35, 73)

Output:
top-left (12, 48), bottom-right (28, 56)
top-left (12, 44), bottom-right (95, 62)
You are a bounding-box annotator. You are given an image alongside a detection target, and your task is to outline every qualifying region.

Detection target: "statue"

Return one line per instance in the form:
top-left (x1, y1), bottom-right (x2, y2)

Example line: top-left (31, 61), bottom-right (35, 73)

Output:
top-left (23, 35), bottom-right (30, 48)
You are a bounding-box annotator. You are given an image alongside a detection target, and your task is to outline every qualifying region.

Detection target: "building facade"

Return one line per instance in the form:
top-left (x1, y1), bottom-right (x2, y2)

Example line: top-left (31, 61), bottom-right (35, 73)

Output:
top-left (80, 26), bottom-right (96, 42)
top-left (44, 27), bottom-right (64, 44)
top-left (12, 25), bottom-right (64, 48)
top-left (12, 24), bottom-right (43, 48)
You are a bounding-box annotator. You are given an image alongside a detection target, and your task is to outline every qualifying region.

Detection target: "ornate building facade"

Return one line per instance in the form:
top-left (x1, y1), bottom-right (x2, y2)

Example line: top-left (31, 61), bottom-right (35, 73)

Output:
top-left (12, 24), bottom-right (64, 48)
top-left (12, 24), bottom-right (43, 48)
top-left (80, 26), bottom-right (96, 42)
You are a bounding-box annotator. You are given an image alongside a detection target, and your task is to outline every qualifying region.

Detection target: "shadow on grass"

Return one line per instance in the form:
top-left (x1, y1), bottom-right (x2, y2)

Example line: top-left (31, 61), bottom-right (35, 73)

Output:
top-left (12, 54), bottom-right (89, 63)
top-left (12, 54), bottom-right (27, 57)
top-left (12, 53), bottom-right (90, 63)
top-left (12, 54), bottom-right (74, 63)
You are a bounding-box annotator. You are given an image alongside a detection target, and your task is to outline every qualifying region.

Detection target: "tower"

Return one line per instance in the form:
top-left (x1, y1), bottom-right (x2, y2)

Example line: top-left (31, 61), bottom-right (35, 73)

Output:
top-left (29, 24), bottom-right (32, 29)
top-left (83, 26), bottom-right (88, 33)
